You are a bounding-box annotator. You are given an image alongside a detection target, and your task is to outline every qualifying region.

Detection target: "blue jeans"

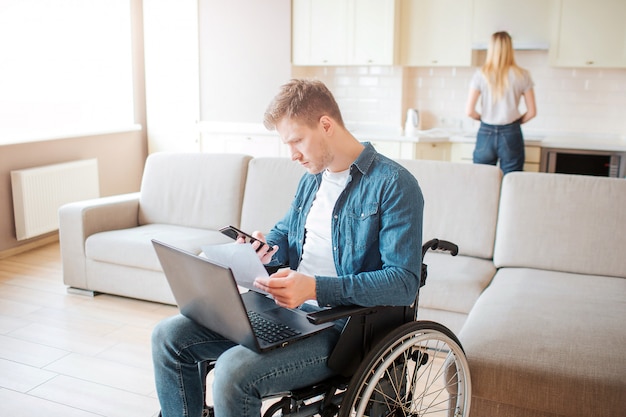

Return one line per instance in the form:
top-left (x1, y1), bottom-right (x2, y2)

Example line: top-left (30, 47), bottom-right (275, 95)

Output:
top-left (473, 121), bottom-right (525, 174)
top-left (152, 312), bottom-right (342, 417)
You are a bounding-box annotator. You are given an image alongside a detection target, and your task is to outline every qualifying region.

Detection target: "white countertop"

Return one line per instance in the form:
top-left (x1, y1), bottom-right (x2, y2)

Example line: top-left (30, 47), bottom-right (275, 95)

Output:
top-left (540, 136), bottom-right (626, 152)
top-left (198, 121), bottom-right (626, 152)
top-left (353, 128), bottom-right (450, 143)
top-left (357, 128), bottom-right (625, 152)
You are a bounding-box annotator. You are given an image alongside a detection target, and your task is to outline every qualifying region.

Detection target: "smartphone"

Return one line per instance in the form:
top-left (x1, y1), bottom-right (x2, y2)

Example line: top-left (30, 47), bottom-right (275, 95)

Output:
top-left (219, 225), bottom-right (267, 252)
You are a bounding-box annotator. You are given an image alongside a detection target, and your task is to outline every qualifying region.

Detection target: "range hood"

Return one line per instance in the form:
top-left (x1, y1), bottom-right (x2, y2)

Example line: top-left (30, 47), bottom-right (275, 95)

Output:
top-left (472, 41), bottom-right (550, 51)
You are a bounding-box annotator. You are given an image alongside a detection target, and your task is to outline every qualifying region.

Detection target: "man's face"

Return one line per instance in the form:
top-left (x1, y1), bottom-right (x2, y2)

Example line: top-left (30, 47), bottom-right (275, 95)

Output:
top-left (276, 116), bottom-right (333, 174)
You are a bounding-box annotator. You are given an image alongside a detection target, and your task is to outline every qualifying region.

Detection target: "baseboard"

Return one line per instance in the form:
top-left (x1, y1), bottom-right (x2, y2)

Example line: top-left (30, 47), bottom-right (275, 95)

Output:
top-left (0, 233), bottom-right (59, 260)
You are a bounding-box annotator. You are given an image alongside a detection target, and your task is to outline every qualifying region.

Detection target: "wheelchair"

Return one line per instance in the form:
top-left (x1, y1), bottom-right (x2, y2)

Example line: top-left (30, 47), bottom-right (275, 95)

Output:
top-left (198, 238), bottom-right (471, 417)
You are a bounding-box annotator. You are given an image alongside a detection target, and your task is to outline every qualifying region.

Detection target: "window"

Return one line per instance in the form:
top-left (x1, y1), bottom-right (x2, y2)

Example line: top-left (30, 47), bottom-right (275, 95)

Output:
top-left (0, 0), bottom-right (135, 144)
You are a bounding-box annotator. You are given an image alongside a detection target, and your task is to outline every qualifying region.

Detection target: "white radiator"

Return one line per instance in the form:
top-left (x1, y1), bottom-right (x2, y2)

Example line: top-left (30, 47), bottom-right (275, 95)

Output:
top-left (11, 159), bottom-right (100, 240)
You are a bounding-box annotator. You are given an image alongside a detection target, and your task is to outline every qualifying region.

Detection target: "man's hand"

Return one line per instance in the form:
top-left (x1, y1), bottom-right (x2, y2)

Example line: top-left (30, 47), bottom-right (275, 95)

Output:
top-left (235, 230), bottom-right (277, 264)
top-left (253, 269), bottom-right (316, 309)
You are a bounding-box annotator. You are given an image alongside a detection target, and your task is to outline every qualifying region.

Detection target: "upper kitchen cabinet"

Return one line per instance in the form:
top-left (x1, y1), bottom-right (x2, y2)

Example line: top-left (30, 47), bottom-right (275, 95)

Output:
top-left (351, 0), bottom-right (399, 65)
top-left (550, 0), bottom-right (626, 68)
top-left (292, 0), bottom-right (398, 66)
top-left (400, 0), bottom-right (472, 67)
top-left (292, 0), bottom-right (347, 65)
top-left (471, 0), bottom-right (552, 50)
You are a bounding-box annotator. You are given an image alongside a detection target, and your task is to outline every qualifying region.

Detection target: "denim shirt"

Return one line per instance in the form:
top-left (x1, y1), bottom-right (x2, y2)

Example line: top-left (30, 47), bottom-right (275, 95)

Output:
top-left (265, 143), bottom-right (424, 308)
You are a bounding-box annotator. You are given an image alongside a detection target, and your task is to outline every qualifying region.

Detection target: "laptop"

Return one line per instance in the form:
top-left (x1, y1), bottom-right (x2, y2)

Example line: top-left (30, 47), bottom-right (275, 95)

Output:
top-left (152, 239), bottom-right (335, 352)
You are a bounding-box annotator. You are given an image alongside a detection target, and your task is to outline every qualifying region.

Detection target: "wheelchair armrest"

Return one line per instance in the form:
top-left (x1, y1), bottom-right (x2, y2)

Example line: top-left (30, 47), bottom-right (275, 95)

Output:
top-left (311, 304), bottom-right (414, 377)
top-left (306, 305), bottom-right (377, 325)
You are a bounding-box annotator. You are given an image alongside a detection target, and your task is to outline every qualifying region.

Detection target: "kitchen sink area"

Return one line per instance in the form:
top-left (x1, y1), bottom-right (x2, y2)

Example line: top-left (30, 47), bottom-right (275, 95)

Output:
top-left (199, 120), bottom-right (626, 178)
top-left (342, 124), bottom-right (626, 177)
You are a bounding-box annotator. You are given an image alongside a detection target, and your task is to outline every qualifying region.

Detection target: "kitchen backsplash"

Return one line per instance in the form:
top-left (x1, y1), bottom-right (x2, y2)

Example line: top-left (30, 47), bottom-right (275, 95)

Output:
top-left (292, 51), bottom-right (626, 137)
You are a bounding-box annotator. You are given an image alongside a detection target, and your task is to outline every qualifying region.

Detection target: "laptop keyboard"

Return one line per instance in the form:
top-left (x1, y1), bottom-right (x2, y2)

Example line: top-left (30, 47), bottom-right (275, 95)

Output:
top-left (247, 311), bottom-right (302, 343)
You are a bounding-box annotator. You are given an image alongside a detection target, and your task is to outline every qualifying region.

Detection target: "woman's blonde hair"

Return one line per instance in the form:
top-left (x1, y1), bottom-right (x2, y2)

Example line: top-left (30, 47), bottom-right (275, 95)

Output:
top-left (481, 32), bottom-right (524, 101)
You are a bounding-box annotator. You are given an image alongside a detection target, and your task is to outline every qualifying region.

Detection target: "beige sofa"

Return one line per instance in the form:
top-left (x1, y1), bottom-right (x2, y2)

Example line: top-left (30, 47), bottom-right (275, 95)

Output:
top-left (59, 151), bottom-right (626, 417)
top-left (459, 172), bottom-right (626, 417)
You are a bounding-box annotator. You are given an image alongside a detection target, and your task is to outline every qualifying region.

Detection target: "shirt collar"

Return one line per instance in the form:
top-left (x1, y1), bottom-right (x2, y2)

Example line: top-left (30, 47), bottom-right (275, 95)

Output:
top-left (313, 141), bottom-right (376, 182)
top-left (351, 142), bottom-right (376, 176)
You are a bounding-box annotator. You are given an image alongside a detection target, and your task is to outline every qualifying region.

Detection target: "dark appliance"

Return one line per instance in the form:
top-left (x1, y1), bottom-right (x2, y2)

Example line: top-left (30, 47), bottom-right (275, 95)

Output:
top-left (541, 147), bottom-right (626, 178)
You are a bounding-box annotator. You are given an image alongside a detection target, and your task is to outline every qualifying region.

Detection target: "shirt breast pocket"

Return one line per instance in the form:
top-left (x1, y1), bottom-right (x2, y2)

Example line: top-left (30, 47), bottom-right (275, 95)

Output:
top-left (346, 202), bottom-right (379, 250)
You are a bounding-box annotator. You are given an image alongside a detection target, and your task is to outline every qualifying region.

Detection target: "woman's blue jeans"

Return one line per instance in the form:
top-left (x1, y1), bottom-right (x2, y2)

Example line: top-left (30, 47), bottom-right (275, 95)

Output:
top-left (473, 121), bottom-right (525, 174)
top-left (152, 312), bottom-right (342, 417)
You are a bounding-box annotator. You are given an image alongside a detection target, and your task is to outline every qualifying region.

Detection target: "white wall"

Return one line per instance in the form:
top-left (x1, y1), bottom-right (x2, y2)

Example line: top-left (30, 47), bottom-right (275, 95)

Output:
top-left (294, 51), bottom-right (626, 139)
top-left (407, 51), bottom-right (626, 137)
top-left (143, 0), bottom-right (200, 153)
top-left (199, 0), bottom-right (292, 124)
top-left (144, 0), bottom-right (626, 152)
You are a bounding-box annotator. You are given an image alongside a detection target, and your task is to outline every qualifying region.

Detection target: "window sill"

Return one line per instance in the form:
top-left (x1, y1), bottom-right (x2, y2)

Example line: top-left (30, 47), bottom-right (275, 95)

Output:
top-left (0, 124), bottom-right (142, 146)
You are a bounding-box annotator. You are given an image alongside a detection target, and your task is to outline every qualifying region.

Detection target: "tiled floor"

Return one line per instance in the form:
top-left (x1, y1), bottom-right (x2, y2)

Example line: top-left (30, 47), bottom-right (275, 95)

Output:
top-left (0, 242), bottom-right (177, 417)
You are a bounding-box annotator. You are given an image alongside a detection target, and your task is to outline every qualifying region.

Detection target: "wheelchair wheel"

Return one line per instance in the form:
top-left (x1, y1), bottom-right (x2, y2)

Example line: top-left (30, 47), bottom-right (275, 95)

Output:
top-left (338, 320), bottom-right (471, 417)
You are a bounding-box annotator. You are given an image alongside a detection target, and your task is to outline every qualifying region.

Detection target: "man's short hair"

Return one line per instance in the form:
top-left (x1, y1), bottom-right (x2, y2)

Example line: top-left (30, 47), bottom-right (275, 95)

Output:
top-left (264, 79), bottom-right (345, 130)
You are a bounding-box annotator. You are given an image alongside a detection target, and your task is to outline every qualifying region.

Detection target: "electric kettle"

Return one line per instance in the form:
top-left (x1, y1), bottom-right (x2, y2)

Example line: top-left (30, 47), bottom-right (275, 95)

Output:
top-left (405, 108), bottom-right (420, 135)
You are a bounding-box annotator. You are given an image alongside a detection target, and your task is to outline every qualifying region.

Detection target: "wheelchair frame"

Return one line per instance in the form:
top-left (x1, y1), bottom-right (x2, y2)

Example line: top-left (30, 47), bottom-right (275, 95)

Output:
top-left (200, 239), bottom-right (472, 417)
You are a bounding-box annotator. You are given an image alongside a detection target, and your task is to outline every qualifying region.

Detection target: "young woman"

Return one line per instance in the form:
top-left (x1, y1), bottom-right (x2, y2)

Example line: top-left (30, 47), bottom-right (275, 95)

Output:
top-left (466, 31), bottom-right (537, 174)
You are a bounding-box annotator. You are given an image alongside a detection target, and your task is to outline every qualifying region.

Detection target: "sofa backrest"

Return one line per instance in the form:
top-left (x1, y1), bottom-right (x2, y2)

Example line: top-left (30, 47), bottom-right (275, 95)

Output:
top-left (397, 159), bottom-right (503, 259)
top-left (494, 172), bottom-right (626, 278)
top-left (240, 157), bottom-right (306, 234)
top-left (138, 152), bottom-right (252, 229)
top-left (240, 156), bottom-right (504, 260)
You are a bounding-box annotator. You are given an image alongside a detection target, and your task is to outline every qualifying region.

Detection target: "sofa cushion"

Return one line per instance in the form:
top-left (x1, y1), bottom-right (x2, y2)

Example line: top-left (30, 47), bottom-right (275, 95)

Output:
top-left (418, 251), bottom-right (496, 334)
top-left (416, 308), bottom-right (468, 337)
top-left (419, 251), bottom-right (496, 315)
top-left (85, 224), bottom-right (232, 271)
top-left (398, 159), bottom-right (502, 259)
top-left (240, 157), bottom-right (306, 234)
top-left (460, 268), bottom-right (626, 417)
top-left (85, 261), bottom-right (177, 305)
top-left (138, 153), bottom-right (252, 229)
top-left (494, 172), bottom-right (626, 278)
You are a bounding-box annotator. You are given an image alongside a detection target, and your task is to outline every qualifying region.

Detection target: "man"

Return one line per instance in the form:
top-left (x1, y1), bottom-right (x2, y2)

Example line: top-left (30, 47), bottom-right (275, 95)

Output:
top-left (152, 79), bottom-right (424, 417)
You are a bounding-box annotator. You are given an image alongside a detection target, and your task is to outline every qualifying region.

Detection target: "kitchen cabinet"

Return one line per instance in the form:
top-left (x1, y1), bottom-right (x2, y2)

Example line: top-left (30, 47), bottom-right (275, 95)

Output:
top-left (450, 143), bottom-right (475, 164)
top-left (292, 0), bottom-right (346, 65)
top-left (371, 140), bottom-right (414, 159)
top-left (550, 0), bottom-right (626, 68)
top-left (414, 142), bottom-right (451, 161)
top-left (351, 0), bottom-right (398, 65)
top-left (201, 133), bottom-right (288, 158)
top-left (371, 141), bottom-right (401, 159)
top-left (524, 145), bottom-right (541, 172)
top-left (399, 0), bottom-right (472, 67)
top-left (292, 0), bottom-right (398, 66)
top-left (471, 0), bottom-right (552, 50)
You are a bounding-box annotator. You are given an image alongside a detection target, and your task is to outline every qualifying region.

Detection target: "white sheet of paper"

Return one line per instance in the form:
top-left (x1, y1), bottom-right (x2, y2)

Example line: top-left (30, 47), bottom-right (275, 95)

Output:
top-left (200, 243), bottom-right (269, 294)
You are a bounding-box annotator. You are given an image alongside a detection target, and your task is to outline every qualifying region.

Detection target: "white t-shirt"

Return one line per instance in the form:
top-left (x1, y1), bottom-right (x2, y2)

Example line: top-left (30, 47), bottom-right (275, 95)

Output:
top-left (470, 67), bottom-right (534, 125)
top-left (297, 168), bottom-right (350, 279)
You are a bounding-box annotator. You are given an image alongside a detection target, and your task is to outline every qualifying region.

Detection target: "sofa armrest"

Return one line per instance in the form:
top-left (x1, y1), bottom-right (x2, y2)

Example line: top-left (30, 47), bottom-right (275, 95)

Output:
top-left (59, 192), bottom-right (140, 289)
